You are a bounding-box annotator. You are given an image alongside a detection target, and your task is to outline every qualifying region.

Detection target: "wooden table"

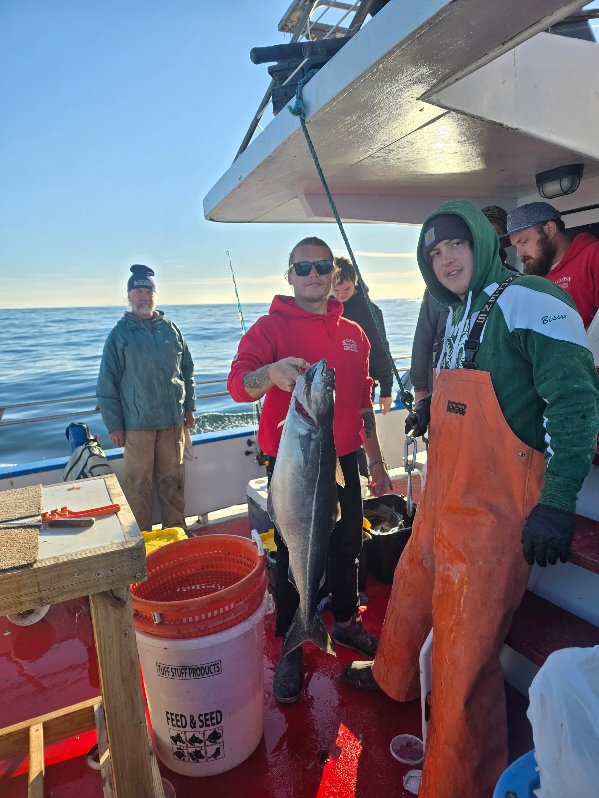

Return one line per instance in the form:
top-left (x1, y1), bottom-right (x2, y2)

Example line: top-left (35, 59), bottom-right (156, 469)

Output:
top-left (0, 474), bottom-right (165, 798)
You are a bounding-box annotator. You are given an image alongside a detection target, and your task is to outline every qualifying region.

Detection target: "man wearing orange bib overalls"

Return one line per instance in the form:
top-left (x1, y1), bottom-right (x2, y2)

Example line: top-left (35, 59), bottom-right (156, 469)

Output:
top-left (345, 200), bottom-right (599, 797)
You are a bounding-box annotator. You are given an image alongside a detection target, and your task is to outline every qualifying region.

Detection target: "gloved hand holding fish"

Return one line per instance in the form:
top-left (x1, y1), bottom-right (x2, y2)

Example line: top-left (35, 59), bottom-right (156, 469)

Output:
top-left (267, 359), bottom-right (339, 657)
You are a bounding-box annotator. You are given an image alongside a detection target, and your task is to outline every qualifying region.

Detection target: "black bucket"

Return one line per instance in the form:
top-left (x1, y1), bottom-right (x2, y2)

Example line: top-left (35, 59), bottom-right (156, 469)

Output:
top-left (364, 494), bottom-right (414, 584)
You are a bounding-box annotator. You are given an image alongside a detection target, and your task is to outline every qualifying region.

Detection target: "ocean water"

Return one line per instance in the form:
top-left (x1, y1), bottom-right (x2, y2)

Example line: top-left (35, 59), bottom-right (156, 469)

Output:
top-left (0, 300), bottom-right (420, 466)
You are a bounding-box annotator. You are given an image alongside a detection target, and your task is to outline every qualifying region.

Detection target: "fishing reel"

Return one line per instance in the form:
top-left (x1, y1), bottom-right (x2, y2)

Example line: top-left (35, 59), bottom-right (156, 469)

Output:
top-left (245, 438), bottom-right (270, 468)
top-left (396, 386), bottom-right (415, 414)
top-left (256, 451), bottom-right (270, 468)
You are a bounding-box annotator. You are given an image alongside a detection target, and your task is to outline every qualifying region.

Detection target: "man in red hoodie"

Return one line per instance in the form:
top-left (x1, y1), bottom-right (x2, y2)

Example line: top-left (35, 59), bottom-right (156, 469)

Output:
top-left (507, 201), bottom-right (599, 328)
top-left (228, 236), bottom-right (392, 704)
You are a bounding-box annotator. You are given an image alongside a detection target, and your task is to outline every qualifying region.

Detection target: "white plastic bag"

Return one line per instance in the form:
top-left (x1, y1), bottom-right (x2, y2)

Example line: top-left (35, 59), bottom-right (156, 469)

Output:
top-left (63, 440), bottom-right (112, 481)
top-left (527, 645), bottom-right (599, 798)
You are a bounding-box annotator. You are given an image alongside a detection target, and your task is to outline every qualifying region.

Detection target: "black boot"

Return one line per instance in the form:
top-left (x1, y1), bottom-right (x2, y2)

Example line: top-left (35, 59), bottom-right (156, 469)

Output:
top-left (273, 646), bottom-right (304, 704)
top-left (343, 660), bottom-right (381, 692)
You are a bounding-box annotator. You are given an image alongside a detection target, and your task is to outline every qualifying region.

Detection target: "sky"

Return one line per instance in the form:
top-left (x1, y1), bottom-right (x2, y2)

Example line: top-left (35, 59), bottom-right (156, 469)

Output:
top-left (2, 2), bottom-right (598, 309)
top-left (0, 0), bottom-right (424, 309)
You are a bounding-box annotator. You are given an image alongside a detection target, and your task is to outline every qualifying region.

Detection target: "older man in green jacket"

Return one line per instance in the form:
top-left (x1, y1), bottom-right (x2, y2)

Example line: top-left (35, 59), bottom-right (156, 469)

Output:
top-left (97, 265), bottom-right (195, 532)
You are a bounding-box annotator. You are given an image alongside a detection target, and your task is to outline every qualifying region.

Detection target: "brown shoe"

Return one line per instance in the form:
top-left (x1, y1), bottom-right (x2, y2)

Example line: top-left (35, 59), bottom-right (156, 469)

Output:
top-left (343, 660), bottom-right (381, 692)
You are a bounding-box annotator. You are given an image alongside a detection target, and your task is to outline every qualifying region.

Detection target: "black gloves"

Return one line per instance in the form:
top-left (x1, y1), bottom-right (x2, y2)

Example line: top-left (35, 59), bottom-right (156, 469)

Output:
top-left (405, 395), bottom-right (431, 438)
top-left (521, 503), bottom-right (576, 567)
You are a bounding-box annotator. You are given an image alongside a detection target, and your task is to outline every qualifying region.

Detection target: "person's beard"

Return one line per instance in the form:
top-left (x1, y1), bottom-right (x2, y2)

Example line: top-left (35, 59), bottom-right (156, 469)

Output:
top-left (131, 299), bottom-right (156, 318)
top-left (522, 233), bottom-right (558, 276)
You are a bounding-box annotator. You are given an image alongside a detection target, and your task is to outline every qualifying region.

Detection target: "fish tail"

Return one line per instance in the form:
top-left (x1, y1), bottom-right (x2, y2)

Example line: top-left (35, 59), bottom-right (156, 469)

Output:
top-left (282, 610), bottom-right (335, 657)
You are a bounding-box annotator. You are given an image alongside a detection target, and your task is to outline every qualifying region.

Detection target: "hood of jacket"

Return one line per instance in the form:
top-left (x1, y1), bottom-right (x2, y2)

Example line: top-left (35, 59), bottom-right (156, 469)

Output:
top-left (553, 232), bottom-right (599, 272)
top-left (123, 309), bottom-right (166, 328)
top-left (342, 290), bottom-right (366, 313)
top-left (268, 294), bottom-right (343, 323)
top-left (417, 200), bottom-right (508, 309)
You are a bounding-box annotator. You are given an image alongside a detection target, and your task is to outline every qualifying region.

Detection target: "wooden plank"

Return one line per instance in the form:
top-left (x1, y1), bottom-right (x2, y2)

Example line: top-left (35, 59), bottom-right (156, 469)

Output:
top-left (0, 697), bottom-right (99, 760)
top-left (0, 474), bottom-right (147, 616)
top-left (94, 701), bottom-right (115, 798)
top-left (90, 587), bottom-right (164, 798)
top-left (571, 514), bottom-right (599, 575)
top-left (0, 540), bottom-right (146, 616)
top-left (27, 723), bottom-right (44, 798)
top-left (148, 728), bottom-right (166, 798)
top-left (105, 473), bottom-right (141, 543)
top-left (507, 590), bottom-right (599, 667)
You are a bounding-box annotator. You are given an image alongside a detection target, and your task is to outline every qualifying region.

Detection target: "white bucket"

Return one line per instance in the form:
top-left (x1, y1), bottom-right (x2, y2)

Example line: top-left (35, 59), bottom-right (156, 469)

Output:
top-left (136, 596), bottom-right (267, 777)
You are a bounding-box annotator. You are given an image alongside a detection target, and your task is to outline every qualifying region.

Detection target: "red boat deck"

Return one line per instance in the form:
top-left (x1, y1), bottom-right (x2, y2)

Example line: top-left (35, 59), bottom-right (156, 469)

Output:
top-left (2, 472), bottom-right (598, 795)
top-left (0, 510), bottom-right (533, 797)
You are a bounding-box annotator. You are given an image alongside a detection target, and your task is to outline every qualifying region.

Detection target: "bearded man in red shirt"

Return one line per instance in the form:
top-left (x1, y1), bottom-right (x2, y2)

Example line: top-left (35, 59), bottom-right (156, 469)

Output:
top-left (508, 201), bottom-right (599, 329)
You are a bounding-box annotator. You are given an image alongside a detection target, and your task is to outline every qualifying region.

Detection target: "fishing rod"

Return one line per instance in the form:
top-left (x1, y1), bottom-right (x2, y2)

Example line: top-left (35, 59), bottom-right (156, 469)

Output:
top-left (226, 252), bottom-right (269, 467)
top-left (227, 250), bottom-right (248, 335)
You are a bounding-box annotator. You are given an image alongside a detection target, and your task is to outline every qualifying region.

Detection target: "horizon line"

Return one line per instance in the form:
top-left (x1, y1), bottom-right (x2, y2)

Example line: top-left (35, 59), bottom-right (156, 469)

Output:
top-left (0, 297), bottom-right (422, 311)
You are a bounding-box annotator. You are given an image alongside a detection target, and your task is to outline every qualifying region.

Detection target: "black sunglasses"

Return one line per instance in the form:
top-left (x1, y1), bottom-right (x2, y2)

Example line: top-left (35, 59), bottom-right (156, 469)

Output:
top-left (292, 259), bottom-right (334, 277)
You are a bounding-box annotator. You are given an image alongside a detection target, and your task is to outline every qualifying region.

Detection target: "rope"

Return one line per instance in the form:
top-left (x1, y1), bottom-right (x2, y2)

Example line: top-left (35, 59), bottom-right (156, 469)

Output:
top-left (288, 71), bottom-right (414, 412)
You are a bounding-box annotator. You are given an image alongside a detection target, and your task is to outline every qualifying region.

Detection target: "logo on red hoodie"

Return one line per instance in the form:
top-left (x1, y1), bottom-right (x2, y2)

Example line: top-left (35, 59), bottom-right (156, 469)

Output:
top-left (342, 338), bottom-right (358, 352)
top-left (554, 275), bottom-right (571, 289)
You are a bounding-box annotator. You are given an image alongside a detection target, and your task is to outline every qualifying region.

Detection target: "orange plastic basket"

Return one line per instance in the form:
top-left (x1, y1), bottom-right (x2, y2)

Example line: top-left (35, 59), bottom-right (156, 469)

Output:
top-left (131, 534), bottom-right (267, 639)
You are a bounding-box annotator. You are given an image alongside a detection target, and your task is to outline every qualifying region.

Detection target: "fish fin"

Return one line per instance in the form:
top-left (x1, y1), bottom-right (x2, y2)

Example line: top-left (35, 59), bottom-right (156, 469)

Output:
top-left (266, 490), bottom-right (276, 530)
top-left (282, 610), bottom-right (335, 657)
top-left (266, 478), bottom-right (284, 534)
top-left (318, 569), bottom-right (326, 591)
top-left (335, 457), bottom-right (345, 488)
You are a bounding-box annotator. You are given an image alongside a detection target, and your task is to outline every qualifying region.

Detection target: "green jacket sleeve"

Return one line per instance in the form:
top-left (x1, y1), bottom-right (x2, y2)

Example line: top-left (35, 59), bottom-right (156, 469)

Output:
top-left (96, 330), bottom-right (125, 433)
top-left (169, 322), bottom-right (195, 413)
top-left (181, 339), bottom-right (195, 412)
top-left (518, 330), bottom-right (599, 512)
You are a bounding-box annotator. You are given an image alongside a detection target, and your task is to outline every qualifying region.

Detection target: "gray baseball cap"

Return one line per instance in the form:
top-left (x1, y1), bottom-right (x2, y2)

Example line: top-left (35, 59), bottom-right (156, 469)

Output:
top-left (506, 202), bottom-right (561, 236)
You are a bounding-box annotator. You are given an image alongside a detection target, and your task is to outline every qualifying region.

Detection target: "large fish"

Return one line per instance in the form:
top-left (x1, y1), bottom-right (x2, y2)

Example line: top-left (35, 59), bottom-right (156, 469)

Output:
top-left (267, 359), bottom-right (338, 657)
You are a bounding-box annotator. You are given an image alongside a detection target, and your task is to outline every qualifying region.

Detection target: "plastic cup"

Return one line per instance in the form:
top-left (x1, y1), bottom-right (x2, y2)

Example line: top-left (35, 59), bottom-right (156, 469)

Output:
top-left (403, 768), bottom-right (422, 794)
top-left (7, 605), bottom-right (50, 626)
top-left (390, 734), bottom-right (424, 765)
top-left (161, 778), bottom-right (176, 798)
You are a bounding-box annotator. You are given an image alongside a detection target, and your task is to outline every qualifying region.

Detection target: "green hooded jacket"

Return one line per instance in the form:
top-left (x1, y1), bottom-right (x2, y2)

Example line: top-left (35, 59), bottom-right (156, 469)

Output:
top-left (97, 310), bottom-right (195, 434)
top-left (417, 199), bottom-right (599, 512)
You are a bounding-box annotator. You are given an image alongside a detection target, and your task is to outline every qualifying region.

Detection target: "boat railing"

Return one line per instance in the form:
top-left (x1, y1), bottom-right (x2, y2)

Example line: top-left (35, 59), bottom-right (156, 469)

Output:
top-left (0, 354), bottom-right (412, 428)
top-left (0, 378), bottom-right (229, 428)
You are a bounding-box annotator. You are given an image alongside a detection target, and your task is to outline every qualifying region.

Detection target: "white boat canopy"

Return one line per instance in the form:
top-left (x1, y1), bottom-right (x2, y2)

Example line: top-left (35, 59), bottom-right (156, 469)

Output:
top-left (204, 0), bottom-right (599, 225)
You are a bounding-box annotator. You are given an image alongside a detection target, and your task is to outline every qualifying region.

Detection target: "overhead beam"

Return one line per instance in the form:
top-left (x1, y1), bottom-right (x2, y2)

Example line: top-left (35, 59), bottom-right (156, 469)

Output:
top-left (429, 32), bottom-right (599, 160)
top-left (299, 193), bottom-right (517, 224)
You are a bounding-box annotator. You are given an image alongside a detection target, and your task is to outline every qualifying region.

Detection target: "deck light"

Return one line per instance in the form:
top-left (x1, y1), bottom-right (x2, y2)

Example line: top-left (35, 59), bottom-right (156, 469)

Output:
top-left (536, 164), bottom-right (584, 199)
